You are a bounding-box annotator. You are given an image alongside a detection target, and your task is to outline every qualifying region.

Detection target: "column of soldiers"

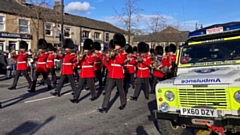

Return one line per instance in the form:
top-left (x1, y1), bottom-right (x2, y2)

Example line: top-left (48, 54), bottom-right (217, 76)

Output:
top-left (1, 32), bottom-right (177, 110)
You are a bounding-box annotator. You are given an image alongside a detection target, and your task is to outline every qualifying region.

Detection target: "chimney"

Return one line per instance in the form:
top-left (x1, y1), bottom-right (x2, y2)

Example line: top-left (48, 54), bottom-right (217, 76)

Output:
top-left (17, 0), bottom-right (26, 4)
top-left (54, 0), bottom-right (64, 12)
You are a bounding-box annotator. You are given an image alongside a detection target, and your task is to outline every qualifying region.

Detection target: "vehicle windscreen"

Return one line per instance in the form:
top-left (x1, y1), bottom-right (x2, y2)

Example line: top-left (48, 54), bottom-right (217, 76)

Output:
top-left (180, 40), bottom-right (240, 64)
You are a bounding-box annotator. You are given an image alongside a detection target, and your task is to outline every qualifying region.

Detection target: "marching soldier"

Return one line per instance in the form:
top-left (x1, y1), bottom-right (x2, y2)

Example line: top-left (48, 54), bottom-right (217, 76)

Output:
top-left (168, 44), bottom-right (177, 77)
top-left (98, 33), bottom-right (127, 113)
top-left (150, 46), bottom-right (167, 94)
top-left (102, 39), bottom-right (115, 95)
top-left (133, 46), bottom-right (138, 57)
top-left (8, 41), bottom-right (32, 90)
top-left (51, 39), bottom-right (77, 97)
top-left (46, 43), bottom-right (57, 86)
top-left (29, 39), bottom-right (52, 92)
top-left (93, 41), bottom-right (103, 89)
top-left (72, 50), bottom-right (79, 82)
top-left (70, 39), bottom-right (97, 103)
top-left (130, 42), bottom-right (152, 101)
top-left (123, 44), bottom-right (136, 92)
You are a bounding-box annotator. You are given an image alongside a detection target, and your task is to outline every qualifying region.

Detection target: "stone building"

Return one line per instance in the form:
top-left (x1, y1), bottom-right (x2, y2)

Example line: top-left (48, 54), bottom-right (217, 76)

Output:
top-left (0, 0), bottom-right (130, 52)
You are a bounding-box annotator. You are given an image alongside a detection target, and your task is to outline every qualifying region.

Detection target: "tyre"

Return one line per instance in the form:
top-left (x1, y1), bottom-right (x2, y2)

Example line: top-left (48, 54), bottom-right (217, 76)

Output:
top-left (158, 119), bottom-right (184, 135)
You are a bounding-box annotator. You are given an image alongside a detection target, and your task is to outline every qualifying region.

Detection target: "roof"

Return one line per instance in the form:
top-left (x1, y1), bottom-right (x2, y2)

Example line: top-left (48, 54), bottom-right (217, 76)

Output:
top-left (133, 27), bottom-right (189, 42)
top-left (0, 0), bottom-right (127, 34)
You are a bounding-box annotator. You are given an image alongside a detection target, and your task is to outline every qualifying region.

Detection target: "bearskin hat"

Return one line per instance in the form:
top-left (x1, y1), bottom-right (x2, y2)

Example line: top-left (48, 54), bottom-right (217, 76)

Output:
top-left (150, 48), bottom-right (155, 54)
top-left (92, 41), bottom-right (101, 51)
top-left (47, 43), bottom-right (55, 51)
top-left (37, 39), bottom-right (48, 50)
top-left (19, 40), bottom-right (28, 50)
top-left (165, 46), bottom-right (170, 53)
top-left (109, 39), bottom-right (114, 49)
top-left (63, 38), bottom-right (74, 49)
top-left (113, 33), bottom-right (126, 47)
top-left (155, 46), bottom-right (163, 55)
top-left (169, 44), bottom-right (177, 53)
top-left (83, 39), bottom-right (93, 50)
top-left (125, 44), bottom-right (133, 54)
top-left (137, 42), bottom-right (149, 53)
top-left (133, 46), bottom-right (138, 52)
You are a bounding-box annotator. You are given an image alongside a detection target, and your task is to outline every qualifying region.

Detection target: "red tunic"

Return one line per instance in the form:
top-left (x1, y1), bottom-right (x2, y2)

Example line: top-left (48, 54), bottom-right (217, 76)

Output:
top-left (34, 52), bottom-right (48, 72)
top-left (79, 53), bottom-right (96, 78)
top-left (153, 56), bottom-right (166, 78)
top-left (136, 54), bottom-right (152, 78)
top-left (94, 52), bottom-right (103, 71)
top-left (58, 53), bottom-right (76, 75)
top-left (106, 51), bottom-right (127, 79)
top-left (12, 52), bottom-right (29, 70)
top-left (124, 55), bottom-right (136, 74)
top-left (47, 52), bottom-right (55, 69)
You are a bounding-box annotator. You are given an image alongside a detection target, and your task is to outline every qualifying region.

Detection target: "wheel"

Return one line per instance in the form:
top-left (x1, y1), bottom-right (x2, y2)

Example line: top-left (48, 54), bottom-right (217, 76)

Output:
top-left (157, 119), bottom-right (184, 135)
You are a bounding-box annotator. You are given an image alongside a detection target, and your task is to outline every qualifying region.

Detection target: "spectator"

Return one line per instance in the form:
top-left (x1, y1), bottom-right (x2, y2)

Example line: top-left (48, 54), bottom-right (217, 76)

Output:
top-left (0, 51), bottom-right (9, 76)
top-left (7, 56), bottom-right (16, 78)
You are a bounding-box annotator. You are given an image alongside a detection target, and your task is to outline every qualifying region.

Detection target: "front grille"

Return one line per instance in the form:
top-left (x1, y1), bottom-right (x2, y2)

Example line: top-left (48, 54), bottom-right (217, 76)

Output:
top-left (178, 88), bottom-right (229, 110)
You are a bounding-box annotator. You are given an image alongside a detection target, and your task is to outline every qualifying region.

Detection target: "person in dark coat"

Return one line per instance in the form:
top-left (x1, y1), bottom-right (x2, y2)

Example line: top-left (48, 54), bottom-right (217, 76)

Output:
top-left (0, 51), bottom-right (9, 75)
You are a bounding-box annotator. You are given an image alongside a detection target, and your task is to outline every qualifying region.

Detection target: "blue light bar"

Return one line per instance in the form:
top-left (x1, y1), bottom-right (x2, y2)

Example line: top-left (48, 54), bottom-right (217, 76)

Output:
top-left (189, 22), bottom-right (240, 38)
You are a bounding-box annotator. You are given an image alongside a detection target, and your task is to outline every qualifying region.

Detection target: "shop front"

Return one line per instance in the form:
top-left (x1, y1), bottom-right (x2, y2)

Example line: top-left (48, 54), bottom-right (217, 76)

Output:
top-left (0, 32), bottom-right (32, 52)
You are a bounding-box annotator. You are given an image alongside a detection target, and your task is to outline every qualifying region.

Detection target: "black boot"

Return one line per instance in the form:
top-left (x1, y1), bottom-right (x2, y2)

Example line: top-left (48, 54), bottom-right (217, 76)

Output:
top-left (28, 87), bottom-right (35, 93)
top-left (51, 91), bottom-right (60, 97)
top-left (47, 85), bottom-right (53, 91)
top-left (118, 104), bottom-right (126, 110)
top-left (90, 97), bottom-right (97, 101)
top-left (8, 86), bottom-right (16, 90)
top-left (130, 96), bottom-right (137, 101)
top-left (0, 102), bottom-right (2, 108)
top-left (69, 98), bottom-right (78, 103)
top-left (97, 108), bottom-right (107, 113)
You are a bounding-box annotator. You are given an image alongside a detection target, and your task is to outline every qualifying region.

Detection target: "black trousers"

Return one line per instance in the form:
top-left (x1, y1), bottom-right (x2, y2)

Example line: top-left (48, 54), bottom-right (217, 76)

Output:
top-left (133, 78), bottom-right (150, 99)
top-left (31, 72), bottom-right (52, 91)
top-left (103, 71), bottom-right (119, 92)
top-left (55, 74), bottom-right (76, 94)
top-left (102, 78), bottom-right (126, 108)
top-left (74, 78), bottom-right (96, 99)
top-left (151, 76), bottom-right (163, 93)
top-left (101, 66), bottom-right (106, 78)
top-left (11, 70), bottom-right (32, 88)
top-left (95, 70), bottom-right (102, 88)
top-left (123, 73), bottom-right (135, 92)
top-left (103, 69), bottom-right (108, 86)
top-left (41, 68), bottom-right (57, 84)
top-left (74, 68), bottom-right (79, 82)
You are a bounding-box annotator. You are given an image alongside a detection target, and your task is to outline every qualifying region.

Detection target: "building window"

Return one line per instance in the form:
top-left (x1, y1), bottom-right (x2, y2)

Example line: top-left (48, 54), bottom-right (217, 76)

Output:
top-left (45, 24), bottom-right (52, 36)
top-left (0, 16), bottom-right (5, 31)
top-left (82, 31), bottom-right (89, 38)
top-left (19, 19), bottom-right (29, 33)
top-left (94, 32), bottom-right (101, 39)
top-left (64, 27), bottom-right (71, 37)
top-left (105, 33), bottom-right (109, 41)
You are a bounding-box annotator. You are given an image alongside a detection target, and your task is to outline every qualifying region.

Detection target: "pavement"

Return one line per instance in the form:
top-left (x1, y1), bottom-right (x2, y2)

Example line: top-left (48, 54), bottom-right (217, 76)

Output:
top-left (0, 75), bottom-right (198, 135)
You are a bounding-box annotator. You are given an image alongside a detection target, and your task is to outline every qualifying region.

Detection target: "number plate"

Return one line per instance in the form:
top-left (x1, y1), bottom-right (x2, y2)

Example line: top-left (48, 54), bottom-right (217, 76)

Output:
top-left (180, 108), bottom-right (218, 117)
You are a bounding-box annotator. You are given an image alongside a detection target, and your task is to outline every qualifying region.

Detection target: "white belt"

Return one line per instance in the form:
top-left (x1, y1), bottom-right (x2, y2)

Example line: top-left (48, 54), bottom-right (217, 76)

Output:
top-left (138, 67), bottom-right (148, 70)
top-left (95, 62), bottom-right (101, 64)
top-left (111, 64), bottom-right (121, 67)
top-left (63, 63), bottom-right (73, 65)
top-left (82, 65), bottom-right (93, 68)
top-left (37, 62), bottom-right (46, 64)
top-left (125, 65), bottom-right (133, 67)
top-left (18, 61), bottom-right (26, 63)
top-left (47, 60), bottom-right (53, 62)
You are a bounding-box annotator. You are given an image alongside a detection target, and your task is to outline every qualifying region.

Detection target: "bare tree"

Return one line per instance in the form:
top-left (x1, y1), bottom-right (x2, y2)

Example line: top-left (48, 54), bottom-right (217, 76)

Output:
top-left (114, 0), bottom-right (143, 44)
top-left (147, 12), bottom-right (167, 33)
top-left (27, 0), bottom-right (52, 41)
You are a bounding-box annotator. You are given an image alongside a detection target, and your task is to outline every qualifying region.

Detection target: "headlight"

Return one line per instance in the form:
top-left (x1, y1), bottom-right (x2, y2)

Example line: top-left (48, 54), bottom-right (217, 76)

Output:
top-left (159, 102), bottom-right (169, 112)
top-left (165, 91), bottom-right (175, 101)
top-left (234, 91), bottom-right (240, 103)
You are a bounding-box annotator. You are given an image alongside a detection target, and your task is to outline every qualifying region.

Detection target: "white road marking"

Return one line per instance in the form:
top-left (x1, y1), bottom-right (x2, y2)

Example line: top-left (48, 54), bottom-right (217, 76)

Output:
top-left (24, 91), bottom-right (72, 103)
top-left (24, 96), bottom-right (55, 103)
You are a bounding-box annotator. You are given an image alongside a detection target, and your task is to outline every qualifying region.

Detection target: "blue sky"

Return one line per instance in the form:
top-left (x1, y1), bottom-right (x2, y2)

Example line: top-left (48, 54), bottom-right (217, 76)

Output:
top-left (44, 0), bottom-right (240, 32)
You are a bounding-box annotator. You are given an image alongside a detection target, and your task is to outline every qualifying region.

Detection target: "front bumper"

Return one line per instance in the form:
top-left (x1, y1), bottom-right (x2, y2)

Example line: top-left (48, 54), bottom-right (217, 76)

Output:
top-left (153, 110), bottom-right (240, 127)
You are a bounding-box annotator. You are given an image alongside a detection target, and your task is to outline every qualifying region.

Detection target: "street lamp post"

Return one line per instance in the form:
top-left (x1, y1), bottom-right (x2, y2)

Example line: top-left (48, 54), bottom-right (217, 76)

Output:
top-left (61, 0), bottom-right (64, 48)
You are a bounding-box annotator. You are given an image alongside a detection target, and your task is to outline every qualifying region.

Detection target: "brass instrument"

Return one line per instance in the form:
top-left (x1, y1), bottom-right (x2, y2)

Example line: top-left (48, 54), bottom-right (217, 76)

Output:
top-left (77, 51), bottom-right (85, 59)
top-left (152, 59), bottom-right (162, 69)
top-left (32, 51), bottom-right (40, 58)
top-left (10, 49), bottom-right (17, 56)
